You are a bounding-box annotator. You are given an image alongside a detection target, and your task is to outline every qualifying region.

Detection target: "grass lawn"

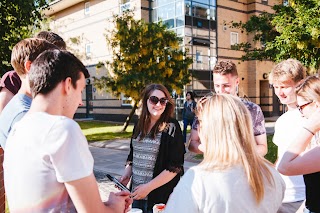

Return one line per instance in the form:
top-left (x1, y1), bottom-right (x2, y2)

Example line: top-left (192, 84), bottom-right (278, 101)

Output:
top-left (77, 120), bottom-right (278, 163)
top-left (265, 135), bottom-right (277, 164)
top-left (194, 135), bottom-right (277, 163)
top-left (77, 120), bottom-right (134, 142)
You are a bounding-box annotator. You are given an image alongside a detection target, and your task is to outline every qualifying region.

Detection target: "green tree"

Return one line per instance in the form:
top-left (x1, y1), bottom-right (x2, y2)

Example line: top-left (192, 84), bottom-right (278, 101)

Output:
top-left (0, 0), bottom-right (48, 74)
top-left (94, 11), bottom-right (193, 131)
top-left (231, 0), bottom-right (320, 72)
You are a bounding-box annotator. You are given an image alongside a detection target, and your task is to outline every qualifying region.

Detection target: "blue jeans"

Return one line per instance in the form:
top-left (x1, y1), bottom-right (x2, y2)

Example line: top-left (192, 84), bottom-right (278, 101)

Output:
top-left (183, 118), bottom-right (193, 143)
top-left (132, 200), bottom-right (152, 213)
top-left (304, 208), bottom-right (317, 213)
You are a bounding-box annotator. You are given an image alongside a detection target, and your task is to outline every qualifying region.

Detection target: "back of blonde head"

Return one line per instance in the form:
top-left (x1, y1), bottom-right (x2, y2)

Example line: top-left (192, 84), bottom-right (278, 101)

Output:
top-left (197, 93), bottom-right (273, 203)
top-left (296, 75), bottom-right (320, 102)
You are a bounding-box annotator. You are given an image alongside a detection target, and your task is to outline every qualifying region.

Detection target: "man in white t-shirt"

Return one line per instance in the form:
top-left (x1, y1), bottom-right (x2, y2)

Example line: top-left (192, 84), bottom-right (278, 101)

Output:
top-left (4, 49), bottom-right (131, 213)
top-left (269, 59), bottom-right (306, 213)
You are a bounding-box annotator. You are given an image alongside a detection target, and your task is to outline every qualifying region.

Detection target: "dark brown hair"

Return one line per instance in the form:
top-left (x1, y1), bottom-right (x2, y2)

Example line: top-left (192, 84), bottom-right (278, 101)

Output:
top-left (29, 49), bottom-right (89, 97)
top-left (133, 84), bottom-right (174, 140)
top-left (35, 31), bottom-right (66, 50)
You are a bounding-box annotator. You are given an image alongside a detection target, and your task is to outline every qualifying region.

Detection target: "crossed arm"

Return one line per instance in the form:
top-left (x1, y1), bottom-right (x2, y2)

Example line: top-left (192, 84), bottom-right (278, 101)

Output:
top-left (278, 109), bottom-right (320, 176)
top-left (188, 129), bottom-right (268, 156)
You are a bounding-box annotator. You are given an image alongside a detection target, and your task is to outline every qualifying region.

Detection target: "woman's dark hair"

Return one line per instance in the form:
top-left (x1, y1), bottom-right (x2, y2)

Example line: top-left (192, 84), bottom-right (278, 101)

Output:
top-left (133, 84), bottom-right (175, 140)
top-left (186, 91), bottom-right (194, 100)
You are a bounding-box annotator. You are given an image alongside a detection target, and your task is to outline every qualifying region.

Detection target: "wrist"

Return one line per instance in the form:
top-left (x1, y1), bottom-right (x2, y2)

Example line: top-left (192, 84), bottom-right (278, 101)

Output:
top-left (302, 126), bottom-right (315, 136)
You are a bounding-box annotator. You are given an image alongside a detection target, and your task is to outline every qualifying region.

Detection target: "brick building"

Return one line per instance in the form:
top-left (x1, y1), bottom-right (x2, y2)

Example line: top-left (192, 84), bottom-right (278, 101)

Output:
top-left (45, 0), bottom-right (285, 120)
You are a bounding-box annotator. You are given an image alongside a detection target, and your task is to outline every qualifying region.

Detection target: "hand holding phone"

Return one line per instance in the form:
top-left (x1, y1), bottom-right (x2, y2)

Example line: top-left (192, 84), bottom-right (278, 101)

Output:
top-left (106, 174), bottom-right (130, 192)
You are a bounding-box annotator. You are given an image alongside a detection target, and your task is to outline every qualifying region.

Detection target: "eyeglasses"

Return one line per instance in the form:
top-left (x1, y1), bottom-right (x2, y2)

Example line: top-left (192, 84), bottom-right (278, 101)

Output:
top-left (148, 96), bottom-right (168, 106)
top-left (297, 101), bottom-right (313, 113)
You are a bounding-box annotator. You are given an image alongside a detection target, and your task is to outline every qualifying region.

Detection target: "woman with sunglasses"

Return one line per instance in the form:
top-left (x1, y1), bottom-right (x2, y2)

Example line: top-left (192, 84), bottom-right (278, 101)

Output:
top-left (119, 84), bottom-right (185, 213)
top-left (165, 93), bottom-right (285, 212)
top-left (278, 76), bottom-right (320, 213)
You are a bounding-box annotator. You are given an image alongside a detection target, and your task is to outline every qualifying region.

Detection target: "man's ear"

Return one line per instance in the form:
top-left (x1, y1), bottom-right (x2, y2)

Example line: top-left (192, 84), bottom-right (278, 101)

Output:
top-left (62, 77), bottom-right (73, 95)
top-left (235, 77), bottom-right (240, 86)
top-left (24, 61), bottom-right (32, 73)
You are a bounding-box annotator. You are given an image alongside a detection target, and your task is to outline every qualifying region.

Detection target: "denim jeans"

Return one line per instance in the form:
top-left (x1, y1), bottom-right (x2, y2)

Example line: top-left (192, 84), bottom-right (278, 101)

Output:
top-left (132, 200), bottom-right (152, 213)
top-left (183, 118), bottom-right (193, 143)
top-left (304, 208), bottom-right (317, 213)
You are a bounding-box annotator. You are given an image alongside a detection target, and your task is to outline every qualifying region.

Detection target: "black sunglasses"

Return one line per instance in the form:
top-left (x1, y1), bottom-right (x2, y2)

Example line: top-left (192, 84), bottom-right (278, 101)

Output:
top-left (148, 96), bottom-right (168, 106)
top-left (297, 101), bottom-right (313, 113)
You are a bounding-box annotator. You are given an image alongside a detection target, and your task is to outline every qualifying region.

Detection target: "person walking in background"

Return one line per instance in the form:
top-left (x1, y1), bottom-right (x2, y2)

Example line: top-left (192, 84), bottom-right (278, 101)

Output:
top-left (165, 93), bottom-right (285, 213)
top-left (188, 60), bottom-right (267, 156)
top-left (4, 49), bottom-right (131, 212)
top-left (120, 84), bottom-right (185, 213)
top-left (0, 38), bottom-right (58, 149)
top-left (268, 59), bottom-right (306, 213)
top-left (182, 91), bottom-right (196, 143)
top-left (0, 31), bottom-right (66, 114)
top-left (278, 76), bottom-right (320, 213)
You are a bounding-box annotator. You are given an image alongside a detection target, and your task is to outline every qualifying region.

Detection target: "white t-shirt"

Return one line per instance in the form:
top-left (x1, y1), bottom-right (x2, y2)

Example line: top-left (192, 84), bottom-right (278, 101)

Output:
top-left (273, 109), bottom-right (306, 203)
top-left (165, 164), bottom-right (285, 213)
top-left (4, 112), bottom-right (94, 213)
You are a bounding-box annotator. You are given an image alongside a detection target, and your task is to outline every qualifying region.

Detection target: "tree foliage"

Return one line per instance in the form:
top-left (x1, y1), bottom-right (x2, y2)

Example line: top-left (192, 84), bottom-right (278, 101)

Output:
top-left (0, 0), bottom-right (48, 75)
top-left (231, 0), bottom-right (320, 72)
top-left (94, 11), bottom-right (192, 130)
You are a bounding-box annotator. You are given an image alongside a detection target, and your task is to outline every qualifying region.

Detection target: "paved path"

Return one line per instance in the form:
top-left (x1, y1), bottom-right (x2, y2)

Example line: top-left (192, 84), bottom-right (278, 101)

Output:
top-left (91, 138), bottom-right (201, 201)
top-left (92, 119), bottom-right (276, 201)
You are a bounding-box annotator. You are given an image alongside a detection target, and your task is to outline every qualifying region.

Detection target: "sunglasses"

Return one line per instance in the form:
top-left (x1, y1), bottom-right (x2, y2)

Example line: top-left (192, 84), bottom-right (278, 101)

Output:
top-left (297, 101), bottom-right (313, 113)
top-left (148, 96), bottom-right (168, 106)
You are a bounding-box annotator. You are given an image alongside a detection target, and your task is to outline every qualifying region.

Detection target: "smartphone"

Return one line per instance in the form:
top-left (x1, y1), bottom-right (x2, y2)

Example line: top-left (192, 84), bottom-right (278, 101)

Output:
top-left (106, 174), bottom-right (130, 192)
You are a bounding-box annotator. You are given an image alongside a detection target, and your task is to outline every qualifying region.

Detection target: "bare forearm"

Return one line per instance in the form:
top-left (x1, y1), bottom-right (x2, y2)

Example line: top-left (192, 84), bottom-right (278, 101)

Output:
top-left (188, 129), bottom-right (203, 154)
top-left (278, 128), bottom-right (314, 175)
top-left (188, 140), bottom-right (203, 154)
top-left (254, 134), bottom-right (267, 157)
top-left (256, 144), bottom-right (268, 157)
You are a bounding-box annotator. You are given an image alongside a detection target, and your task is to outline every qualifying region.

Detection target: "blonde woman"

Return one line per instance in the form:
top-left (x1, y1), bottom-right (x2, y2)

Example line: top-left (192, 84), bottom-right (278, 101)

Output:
top-left (165, 93), bottom-right (285, 213)
top-left (278, 76), bottom-right (320, 212)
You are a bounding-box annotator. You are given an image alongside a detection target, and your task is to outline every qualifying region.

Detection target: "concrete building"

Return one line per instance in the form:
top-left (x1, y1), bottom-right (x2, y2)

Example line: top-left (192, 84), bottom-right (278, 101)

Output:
top-left (45, 0), bottom-right (285, 121)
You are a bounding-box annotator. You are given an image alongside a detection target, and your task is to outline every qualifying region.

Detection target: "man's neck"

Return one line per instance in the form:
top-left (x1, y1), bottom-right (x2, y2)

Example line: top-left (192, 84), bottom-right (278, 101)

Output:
top-left (17, 77), bottom-right (32, 98)
top-left (17, 86), bottom-right (32, 98)
top-left (286, 102), bottom-right (297, 111)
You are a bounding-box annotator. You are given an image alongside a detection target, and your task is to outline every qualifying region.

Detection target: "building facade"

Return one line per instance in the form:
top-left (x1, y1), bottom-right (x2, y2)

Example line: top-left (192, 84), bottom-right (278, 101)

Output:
top-left (45, 0), bottom-right (284, 120)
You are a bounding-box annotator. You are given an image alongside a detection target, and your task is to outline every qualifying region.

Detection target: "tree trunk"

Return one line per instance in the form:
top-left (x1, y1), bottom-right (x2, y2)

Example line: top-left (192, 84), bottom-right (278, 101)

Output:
top-left (121, 102), bottom-right (138, 132)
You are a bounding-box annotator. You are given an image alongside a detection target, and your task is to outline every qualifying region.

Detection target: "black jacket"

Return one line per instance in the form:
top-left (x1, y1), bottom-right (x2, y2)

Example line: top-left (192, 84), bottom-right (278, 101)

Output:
top-left (127, 118), bottom-right (185, 210)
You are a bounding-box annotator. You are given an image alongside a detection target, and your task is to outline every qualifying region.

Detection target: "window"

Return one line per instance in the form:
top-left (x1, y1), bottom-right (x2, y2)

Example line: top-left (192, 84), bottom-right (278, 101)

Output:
top-left (121, 94), bottom-right (132, 106)
top-left (84, 2), bottom-right (90, 15)
top-left (261, 0), bottom-right (268, 4)
top-left (196, 51), bottom-right (202, 63)
top-left (120, 2), bottom-right (131, 13)
top-left (230, 32), bottom-right (239, 45)
top-left (283, 0), bottom-right (289, 6)
top-left (85, 43), bottom-right (91, 58)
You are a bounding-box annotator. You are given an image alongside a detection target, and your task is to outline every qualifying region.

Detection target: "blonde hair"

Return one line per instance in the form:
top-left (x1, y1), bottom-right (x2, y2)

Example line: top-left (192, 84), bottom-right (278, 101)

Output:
top-left (197, 93), bottom-right (274, 203)
top-left (296, 75), bottom-right (320, 102)
top-left (269, 59), bottom-right (305, 84)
